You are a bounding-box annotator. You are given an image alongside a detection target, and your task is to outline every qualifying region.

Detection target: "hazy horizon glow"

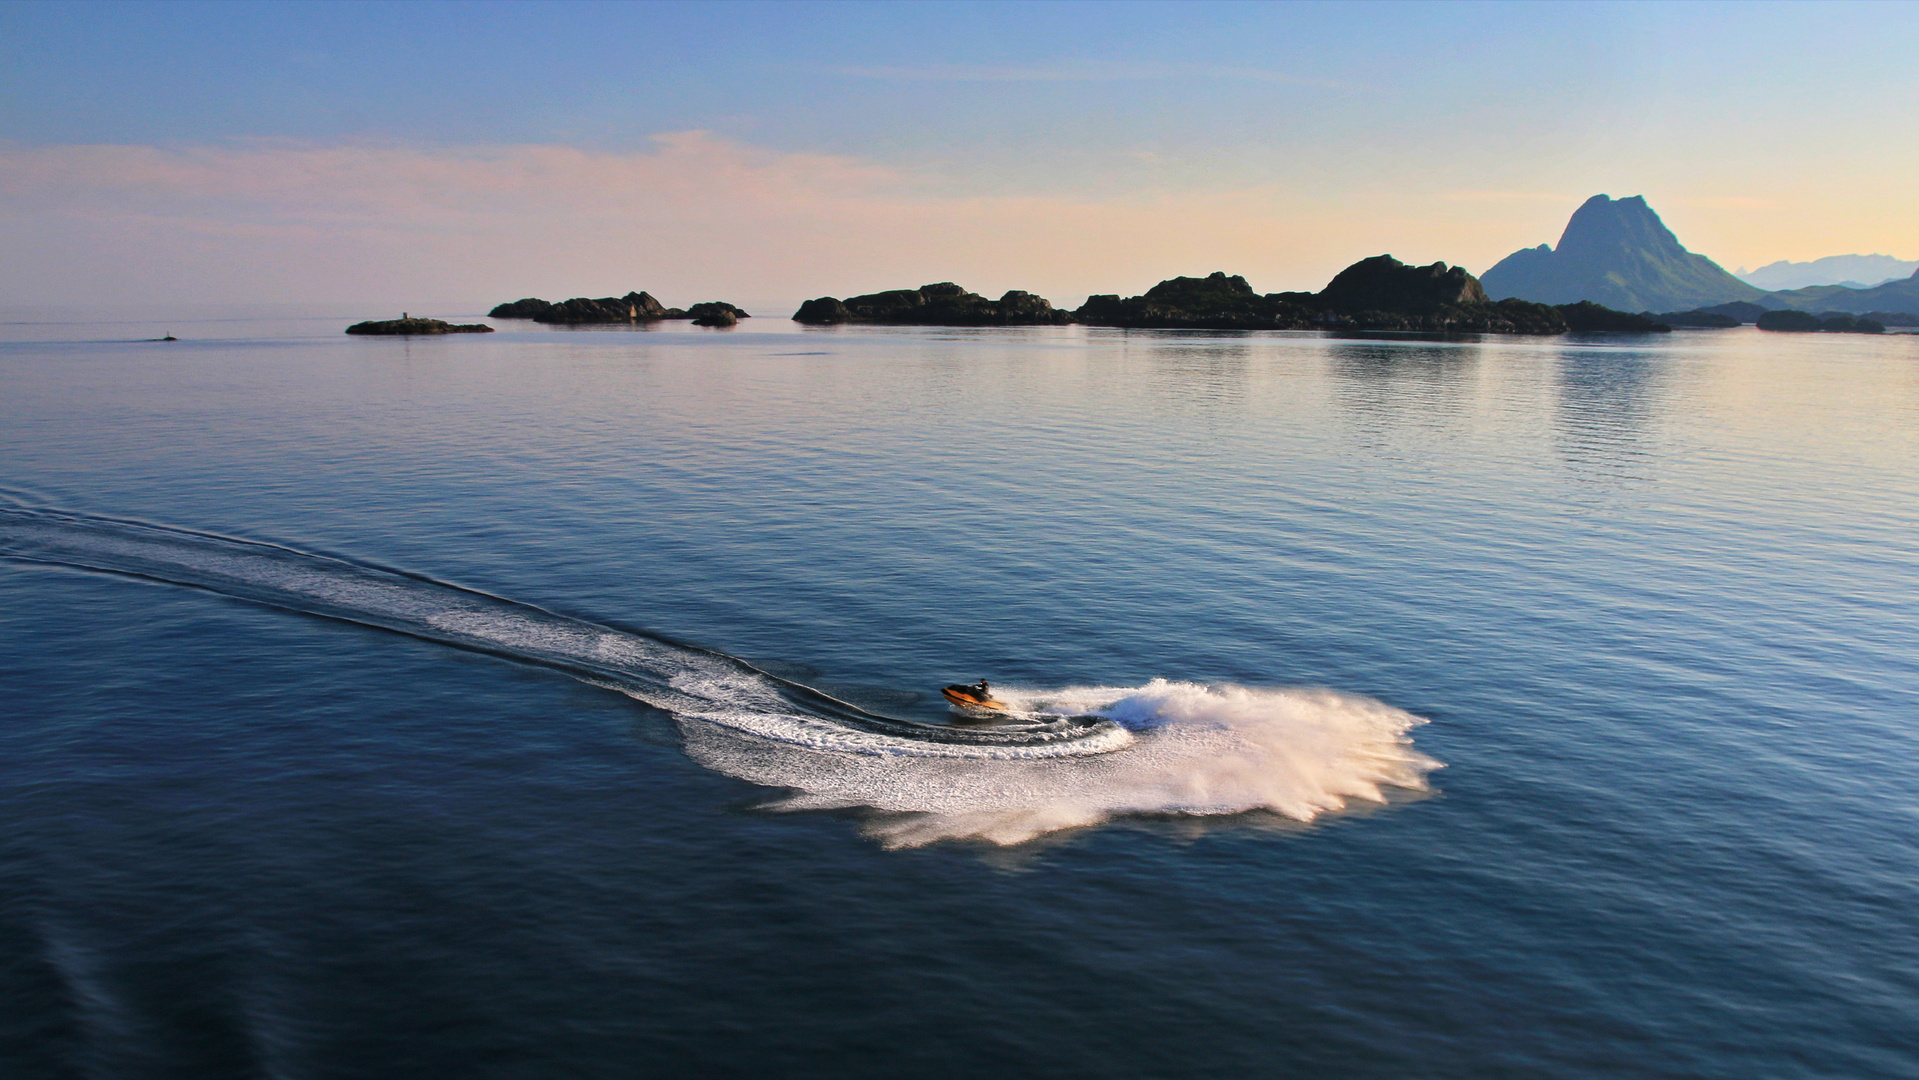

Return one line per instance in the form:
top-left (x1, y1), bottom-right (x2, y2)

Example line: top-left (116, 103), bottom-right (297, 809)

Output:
top-left (2, 0), bottom-right (1915, 307)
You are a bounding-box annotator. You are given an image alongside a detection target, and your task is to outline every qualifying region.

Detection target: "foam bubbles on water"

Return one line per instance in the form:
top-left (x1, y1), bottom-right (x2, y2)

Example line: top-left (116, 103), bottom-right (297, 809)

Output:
top-left (682, 678), bottom-right (1441, 848)
top-left (2, 508), bottom-right (1440, 848)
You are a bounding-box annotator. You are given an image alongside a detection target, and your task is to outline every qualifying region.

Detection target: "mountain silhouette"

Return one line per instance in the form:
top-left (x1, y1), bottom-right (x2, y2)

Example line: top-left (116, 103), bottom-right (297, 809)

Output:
top-left (1738, 254), bottom-right (1918, 291)
top-left (1768, 266), bottom-right (1919, 315)
top-left (1481, 195), bottom-right (1764, 312)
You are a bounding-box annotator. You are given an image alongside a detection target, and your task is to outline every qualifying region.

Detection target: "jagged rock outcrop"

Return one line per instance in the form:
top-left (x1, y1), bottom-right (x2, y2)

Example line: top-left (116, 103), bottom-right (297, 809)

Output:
top-left (1481, 195), bottom-right (1766, 312)
top-left (345, 317), bottom-right (493, 336)
top-left (1313, 256), bottom-right (1570, 332)
top-left (546, 292), bottom-right (675, 323)
top-left (1073, 258), bottom-right (1574, 334)
top-left (1320, 256), bottom-right (1485, 309)
top-left (488, 292), bottom-right (751, 324)
top-left (791, 283), bottom-right (1071, 325)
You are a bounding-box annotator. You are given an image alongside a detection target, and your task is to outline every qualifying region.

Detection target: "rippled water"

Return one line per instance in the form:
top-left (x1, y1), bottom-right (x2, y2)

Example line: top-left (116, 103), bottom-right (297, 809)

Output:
top-left (3, 311), bottom-right (1916, 1077)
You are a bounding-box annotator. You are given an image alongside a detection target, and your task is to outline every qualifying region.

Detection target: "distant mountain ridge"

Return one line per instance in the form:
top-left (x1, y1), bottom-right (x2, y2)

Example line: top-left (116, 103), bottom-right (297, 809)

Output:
top-left (1765, 268), bottom-right (1919, 316)
top-left (1480, 195), bottom-right (1764, 312)
top-left (1482, 195), bottom-right (1919, 316)
top-left (1738, 254), bottom-right (1918, 291)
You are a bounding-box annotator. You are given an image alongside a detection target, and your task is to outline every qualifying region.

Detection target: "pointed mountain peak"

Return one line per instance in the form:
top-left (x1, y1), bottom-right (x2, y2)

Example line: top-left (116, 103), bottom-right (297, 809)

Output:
top-left (1481, 194), bottom-right (1762, 311)
top-left (1556, 194), bottom-right (1687, 260)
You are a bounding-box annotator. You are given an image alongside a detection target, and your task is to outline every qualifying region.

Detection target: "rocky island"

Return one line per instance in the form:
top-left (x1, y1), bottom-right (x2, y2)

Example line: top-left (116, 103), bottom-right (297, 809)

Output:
top-left (488, 292), bottom-right (749, 326)
top-left (793, 282), bottom-right (1071, 325)
top-left (1074, 256), bottom-right (1592, 334)
top-left (345, 316), bottom-right (494, 335)
top-left (1649, 309), bottom-right (1742, 328)
top-left (795, 259), bottom-right (1632, 335)
top-left (1555, 301), bottom-right (1670, 332)
top-left (1757, 310), bottom-right (1885, 334)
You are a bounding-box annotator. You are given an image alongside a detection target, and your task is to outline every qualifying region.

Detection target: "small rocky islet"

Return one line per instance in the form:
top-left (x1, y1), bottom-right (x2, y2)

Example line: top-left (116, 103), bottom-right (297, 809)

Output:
top-left (488, 292), bottom-right (750, 327)
top-left (345, 315), bottom-right (493, 336)
top-left (792, 282), bottom-right (1072, 326)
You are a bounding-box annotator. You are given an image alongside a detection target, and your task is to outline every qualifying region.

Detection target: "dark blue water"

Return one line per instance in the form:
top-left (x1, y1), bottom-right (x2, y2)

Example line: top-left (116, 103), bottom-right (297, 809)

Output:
top-left (3, 312), bottom-right (1917, 1078)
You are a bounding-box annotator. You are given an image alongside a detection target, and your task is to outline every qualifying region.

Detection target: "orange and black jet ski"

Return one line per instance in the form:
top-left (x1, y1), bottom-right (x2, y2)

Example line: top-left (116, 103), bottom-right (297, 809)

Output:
top-left (941, 681), bottom-right (1009, 712)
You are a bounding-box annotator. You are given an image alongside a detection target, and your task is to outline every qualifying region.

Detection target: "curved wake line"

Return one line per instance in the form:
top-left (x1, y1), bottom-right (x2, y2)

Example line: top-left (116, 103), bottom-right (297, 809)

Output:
top-left (0, 506), bottom-right (1442, 846)
top-left (0, 507), bottom-right (1126, 760)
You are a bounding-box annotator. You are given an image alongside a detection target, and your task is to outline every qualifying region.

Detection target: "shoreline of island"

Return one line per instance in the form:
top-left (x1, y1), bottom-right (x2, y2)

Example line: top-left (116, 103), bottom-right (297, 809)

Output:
top-left (350, 215), bottom-right (1912, 339)
top-left (330, 190), bottom-right (1915, 337)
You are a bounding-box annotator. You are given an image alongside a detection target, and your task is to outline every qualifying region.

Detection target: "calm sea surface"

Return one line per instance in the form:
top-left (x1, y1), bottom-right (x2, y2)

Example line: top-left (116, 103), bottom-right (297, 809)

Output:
top-left (2, 310), bottom-right (1917, 1078)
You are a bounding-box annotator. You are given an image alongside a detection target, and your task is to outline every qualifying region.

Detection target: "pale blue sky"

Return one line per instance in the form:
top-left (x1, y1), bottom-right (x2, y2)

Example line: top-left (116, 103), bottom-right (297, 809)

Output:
top-left (2, 1), bottom-right (1914, 305)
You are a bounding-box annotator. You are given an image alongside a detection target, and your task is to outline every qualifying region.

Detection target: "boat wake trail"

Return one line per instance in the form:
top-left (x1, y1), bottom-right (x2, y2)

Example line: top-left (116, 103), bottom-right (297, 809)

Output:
top-left (0, 506), bottom-right (1440, 846)
top-left (0, 507), bottom-right (1123, 760)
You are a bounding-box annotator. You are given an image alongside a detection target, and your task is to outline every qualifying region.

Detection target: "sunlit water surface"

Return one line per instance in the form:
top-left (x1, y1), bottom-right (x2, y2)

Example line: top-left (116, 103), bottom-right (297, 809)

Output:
top-left (2, 311), bottom-right (1916, 1078)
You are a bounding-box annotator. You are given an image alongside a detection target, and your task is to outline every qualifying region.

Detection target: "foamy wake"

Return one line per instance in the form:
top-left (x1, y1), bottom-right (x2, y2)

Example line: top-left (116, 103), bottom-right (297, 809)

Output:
top-left (1, 506), bottom-right (1440, 848)
top-left (681, 678), bottom-right (1441, 848)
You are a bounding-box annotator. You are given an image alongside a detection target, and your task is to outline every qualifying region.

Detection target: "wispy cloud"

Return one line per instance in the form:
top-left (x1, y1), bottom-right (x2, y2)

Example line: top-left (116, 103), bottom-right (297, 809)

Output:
top-left (830, 61), bottom-right (1342, 90)
top-left (0, 132), bottom-right (903, 221)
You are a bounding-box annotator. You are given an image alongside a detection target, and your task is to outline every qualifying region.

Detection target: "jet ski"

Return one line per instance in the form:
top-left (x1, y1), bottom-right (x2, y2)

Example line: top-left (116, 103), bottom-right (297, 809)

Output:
top-left (941, 681), bottom-right (1009, 712)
